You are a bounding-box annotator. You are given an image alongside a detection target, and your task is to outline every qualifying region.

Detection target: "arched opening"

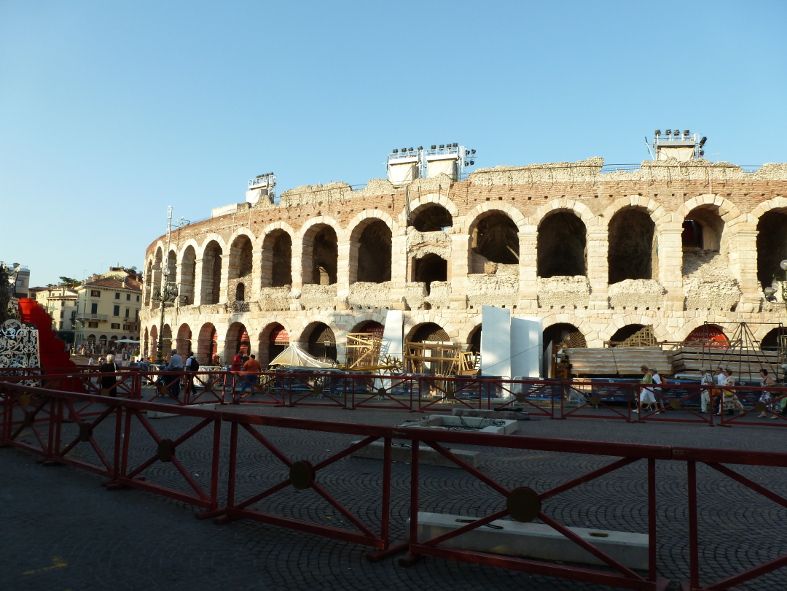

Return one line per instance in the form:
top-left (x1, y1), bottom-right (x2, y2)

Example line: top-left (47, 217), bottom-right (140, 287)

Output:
top-left (166, 250), bottom-right (178, 288)
top-left (144, 260), bottom-right (153, 306)
top-left (350, 219), bottom-right (391, 283)
top-left (608, 208), bottom-right (657, 284)
top-left (346, 320), bottom-right (384, 368)
top-left (152, 248), bottom-right (163, 305)
top-left (197, 323), bottom-right (218, 365)
top-left (259, 323), bottom-right (289, 367)
top-left (301, 322), bottom-right (337, 361)
top-left (682, 205), bottom-right (726, 275)
top-left (469, 212), bottom-right (519, 273)
top-left (228, 235), bottom-right (253, 300)
top-left (408, 322), bottom-right (450, 344)
top-left (149, 326), bottom-right (157, 358)
top-left (176, 323), bottom-right (192, 356)
top-left (161, 324), bottom-right (172, 354)
top-left (303, 225), bottom-right (338, 285)
top-left (201, 241), bottom-right (223, 305)
top-left (405, 322), bottom-right (453, 375)
top-left (180, 246), bottom-right (196, 305)
top-left (683, 324), bottom-right (730, 349)
top-left (413, 253), bottom-right (448, 294)
top-left (757, 210), bottom-right (787, 289)
top-left (761, 327), bottom-right (787, 351)
top-left (538, 211), bottom-right (586, 277)
top-left (226, 322), bottom-right (251, 358)
top-left (262, 230), bottom-right (292, 287)
top-left (467, 324), bottom-right (482, 354)
top-left (543, 323), bottom-right (586, 351)
top-left (143, 327), bottom-right (149, 358)
top-left (411, 204), bottom-right (453, 232)
top-left (608, 324), bottom-right (656, 347)
top-left (99, 335), bottom-right (108, 352)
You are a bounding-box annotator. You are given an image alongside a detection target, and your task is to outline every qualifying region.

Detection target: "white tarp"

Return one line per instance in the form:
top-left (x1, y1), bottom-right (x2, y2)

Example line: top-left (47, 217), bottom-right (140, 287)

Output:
top-left (269, 343), bottom-right (334, 368)
top-left (511, 316), bottom-right (542, 378)
top-left (379, 310), bottom-right (403, 363)
top-left (481, 305), bottom-right (511, 377)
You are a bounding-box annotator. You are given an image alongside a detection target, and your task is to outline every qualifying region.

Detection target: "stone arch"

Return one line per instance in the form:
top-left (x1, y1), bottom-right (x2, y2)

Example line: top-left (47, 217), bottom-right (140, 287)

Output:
top-left (166, 248), bottom-right (178, 285)
top-left (143, 327), bottom-right (149, 358)
top-left (300, 321), bottom-right (337, 361)
top-left (301, 221), bottom-right (338, 285)
top-left (228, 233), bottom-right (254, 301)
top-left (149, 325), bottom-right (158, 358)
top-left (608, 206), bottom-right (657, 283)
top-left (413, 253), bottom-right (448, 294)
top-left (678, 194), bottom-right (743, 225)
top-left (152, 247), bottom-right (163, 306)
top-left (537, 210), bottom-right (587, 277)
top-left (761, 327), bottom-right (787, 351)
top-left (756, 207), bottom-right (787, 289)
top-left (398, 193), bottom-right (459, 228)
top-left (467, 209), bottom-right (521, 272)
top-left (683, 324), bottom-right (730, 348)
top-left (543, 323), bottom-right (586, 351)
top-left (176, 323), bottom-right (192, 356)
top-left (179, 245), bottom-right (197, 305)
top-left (410, 203), bottom-right (454, 232)
top-left (608, 324), bottom-right (649, 346)
top-left (161, 324), bottom-right (173, 354)
top-left (466, 323), bottom-right (482, 354)
top-left (258, 322), bottom-right (289, 367)
top-left (461, 203), bottom-right (526, 234)
top-left (144, 258), bottom-right (154, 306)
top-left (197, 323), bottom-right (218, 365)
top-left (225, 322), bottom-right (250, 359)
top-left (261, 228), bottom-right (293, 288)
top-left (349, 217), bottom-right (392, 283)
top-left (200, 240), bottom-right (223, 304)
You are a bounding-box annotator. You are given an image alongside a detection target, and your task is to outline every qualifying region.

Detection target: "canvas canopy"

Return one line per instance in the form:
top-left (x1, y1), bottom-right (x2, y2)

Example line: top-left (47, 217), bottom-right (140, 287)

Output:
top-left (268, 343), bottom-right (334, 368)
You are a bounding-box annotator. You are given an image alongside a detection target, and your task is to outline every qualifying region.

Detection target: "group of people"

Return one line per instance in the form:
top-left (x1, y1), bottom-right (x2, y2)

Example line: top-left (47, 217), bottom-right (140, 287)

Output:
top-left (636, 364), bottom-right (785, 417)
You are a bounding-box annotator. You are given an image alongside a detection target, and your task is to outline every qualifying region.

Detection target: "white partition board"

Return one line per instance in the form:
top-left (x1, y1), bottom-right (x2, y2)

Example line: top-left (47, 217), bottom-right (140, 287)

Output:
top-left (380, 310), bottom-right (403, 362)
top-left (511, 317), bottom-right (543, 378)
top-left (480, 306), bottom-right (511, 377)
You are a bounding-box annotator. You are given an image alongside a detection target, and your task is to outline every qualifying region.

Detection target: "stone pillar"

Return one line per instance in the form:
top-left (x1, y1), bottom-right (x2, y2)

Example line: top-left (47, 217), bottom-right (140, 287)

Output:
top-left (586, 230), bottom-right (609, 310)
top-left (290, 238), bottom-right (303, 292)
top-left (218, 254), bottom-right (230, 305)
top-left (250, 248), bottom-right (262, 303)
top-left (193, 258), bottom-right (204, 306)
top-left (518, 227), bottom-right (538, 311)
top-left (657, 225), bottom-right (684, 311)
top-left (450, 233), bottom-right (469, 309)
top-left (337, 239), bottom-right (354, 305)
top-left (390, 233), bottom-right (408, 300)
top-left (730, 224), bottom-right (760, 312)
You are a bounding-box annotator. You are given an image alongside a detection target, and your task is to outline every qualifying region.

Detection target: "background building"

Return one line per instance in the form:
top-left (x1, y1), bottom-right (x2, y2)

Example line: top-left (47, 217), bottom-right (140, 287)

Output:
top-left (75, 267), bottom-right (143, 355)
top-left (139, 133), bottom-right (787, 372)
top-left (30, 286), bottom-right (78, 343)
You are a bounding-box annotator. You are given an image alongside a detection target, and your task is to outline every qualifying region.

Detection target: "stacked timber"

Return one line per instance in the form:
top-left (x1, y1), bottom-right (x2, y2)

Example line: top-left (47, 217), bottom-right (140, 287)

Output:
top-left (671, 347), bottom-right (782, 376)
top-left (566, 347), bottom-right (672, 377)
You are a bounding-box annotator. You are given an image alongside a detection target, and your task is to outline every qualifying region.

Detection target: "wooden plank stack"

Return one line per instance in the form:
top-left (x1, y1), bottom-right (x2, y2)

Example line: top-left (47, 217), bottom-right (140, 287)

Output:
top-left (566, 347), bottom-right (672, 377)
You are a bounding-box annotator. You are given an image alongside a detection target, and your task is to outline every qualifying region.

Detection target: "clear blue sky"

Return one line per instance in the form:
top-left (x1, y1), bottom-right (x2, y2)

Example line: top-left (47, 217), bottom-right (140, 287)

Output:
top-left (2, 0), bottom-right (786, 286)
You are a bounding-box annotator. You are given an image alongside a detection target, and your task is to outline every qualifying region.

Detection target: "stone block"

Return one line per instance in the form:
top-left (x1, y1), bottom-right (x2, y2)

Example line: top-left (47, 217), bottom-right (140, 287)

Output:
top-left (350, 440), bottom-right (479, 468)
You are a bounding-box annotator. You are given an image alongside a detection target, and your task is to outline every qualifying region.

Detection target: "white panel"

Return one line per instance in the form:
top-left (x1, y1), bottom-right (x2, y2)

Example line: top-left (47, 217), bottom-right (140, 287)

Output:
top-left (511, 317), bottom-right (543, 378)
top-left (481, 305), bottom-right (511, 377)
top-left (380, 310), bottom-right (403, 362)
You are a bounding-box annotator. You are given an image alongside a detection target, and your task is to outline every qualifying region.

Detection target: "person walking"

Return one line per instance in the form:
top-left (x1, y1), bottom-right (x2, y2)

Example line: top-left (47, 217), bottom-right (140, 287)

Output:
top-left (185, 351), bottom-right (200, 393)
top-left (165, 349), bottom-right (185, 400)
top-left (99, 354), bottom-right (119, 397)
top-left (237, 354), bottom-right (262, 399)
top-left (651, 368), bottom-right (665, 414)
top-left (634, 365), bottom-right (656, 414)
top-left (758, 368), bottom-right (777, 419)
top-left (700, 369), bottom-right (714, 413)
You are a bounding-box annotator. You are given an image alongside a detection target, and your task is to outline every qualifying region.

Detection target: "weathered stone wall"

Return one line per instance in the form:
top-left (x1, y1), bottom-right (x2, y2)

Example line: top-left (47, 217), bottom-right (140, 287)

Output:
top-left (140, 157), bottom-right (787, 362)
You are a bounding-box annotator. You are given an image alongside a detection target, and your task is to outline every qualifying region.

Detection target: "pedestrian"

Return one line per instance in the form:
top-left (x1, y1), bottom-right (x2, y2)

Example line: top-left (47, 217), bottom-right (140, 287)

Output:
top-left (651, 368), bottom-right (665, 413)
top-left (99, 353), bottom-right (119, 397)
top-left (758, 368), bottom-right (777, 419)
top-left (165, 349), bottom-right (185, 400)
top-left (237, 354), bottom-right (262, 399)
top-left (185, 351), bottom-right (200, 392)
top-left (634, 365), bottom-right (656, 414)
top-left (700, 369), bottom-right (714, 413)
top-left (719, 368), bottom-right (744, 415)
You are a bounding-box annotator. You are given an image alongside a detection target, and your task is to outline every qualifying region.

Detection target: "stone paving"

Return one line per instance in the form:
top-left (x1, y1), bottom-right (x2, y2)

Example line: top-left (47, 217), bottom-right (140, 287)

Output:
top-left (2, 398), bottom-right (786, 590)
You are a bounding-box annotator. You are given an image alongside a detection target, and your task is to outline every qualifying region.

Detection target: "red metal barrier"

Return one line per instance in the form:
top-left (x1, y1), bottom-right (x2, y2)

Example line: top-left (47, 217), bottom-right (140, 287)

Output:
top-left (209, 412), bottom-right (392, 549)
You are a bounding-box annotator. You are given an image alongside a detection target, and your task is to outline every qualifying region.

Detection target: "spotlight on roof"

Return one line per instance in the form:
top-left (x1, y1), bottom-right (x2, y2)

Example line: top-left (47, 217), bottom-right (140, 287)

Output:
top-left (654, 129), bottom-right (661, 136)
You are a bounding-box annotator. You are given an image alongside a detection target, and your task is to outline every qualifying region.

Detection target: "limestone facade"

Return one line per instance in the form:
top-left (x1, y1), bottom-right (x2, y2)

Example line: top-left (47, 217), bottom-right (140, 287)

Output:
top-left (139, 157), bottom-right (787, 366)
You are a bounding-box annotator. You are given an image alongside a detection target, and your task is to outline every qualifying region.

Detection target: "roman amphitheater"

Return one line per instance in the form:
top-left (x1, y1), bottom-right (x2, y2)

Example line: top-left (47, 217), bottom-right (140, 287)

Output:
top-left (139, 135), bottom-right (787, 373)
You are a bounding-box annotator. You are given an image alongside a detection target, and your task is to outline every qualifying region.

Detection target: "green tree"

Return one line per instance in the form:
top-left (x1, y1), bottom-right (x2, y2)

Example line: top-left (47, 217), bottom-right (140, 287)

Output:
top-left (58, 276), bottom-right (81, 289)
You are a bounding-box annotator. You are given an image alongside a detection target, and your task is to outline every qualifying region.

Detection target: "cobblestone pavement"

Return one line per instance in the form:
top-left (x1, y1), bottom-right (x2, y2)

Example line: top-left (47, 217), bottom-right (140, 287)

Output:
top-left (2, 398), bottom-right (786, 591)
